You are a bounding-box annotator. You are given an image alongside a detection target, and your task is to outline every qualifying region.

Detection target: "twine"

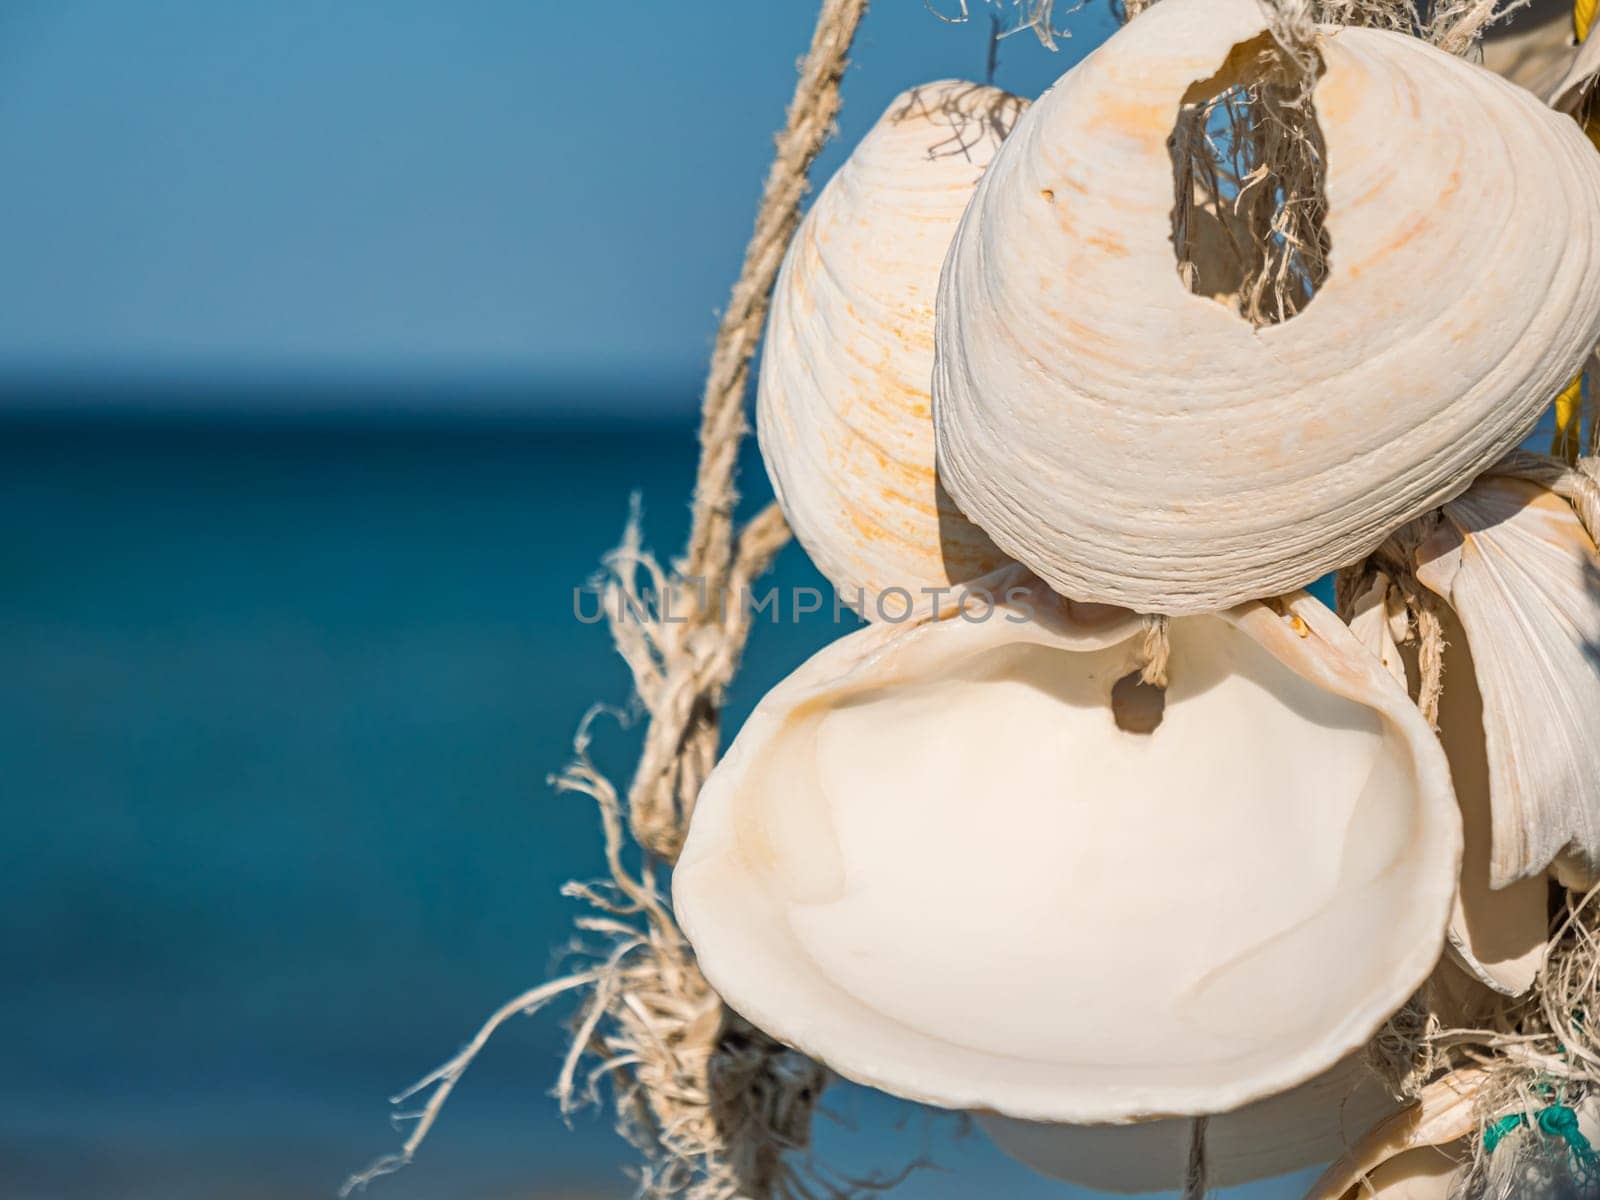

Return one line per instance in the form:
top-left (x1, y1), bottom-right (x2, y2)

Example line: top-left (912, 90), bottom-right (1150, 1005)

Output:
top-left (1182, 1116), bottom-right (1210, 1200)
top-left (345, 3), bottom-right (870, 1196)
top-left (1140, 614), bottom-right (1172, 688)
top-left (641, 0), bottom-right (870, 863)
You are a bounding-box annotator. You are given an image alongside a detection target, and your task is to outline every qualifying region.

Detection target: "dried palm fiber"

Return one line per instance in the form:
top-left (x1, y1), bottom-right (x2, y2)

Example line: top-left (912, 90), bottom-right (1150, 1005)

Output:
top-left (1154, 0), bottom-right (1550, 332)
top-left (1163, 0), bottom-right (1534, 326)
top-left (342, 2), bottom-right (877, 1196)
top-left (1163, 0), bottom-right (1329, 330)
top-left (925, 0), bottom-right (1076, 49)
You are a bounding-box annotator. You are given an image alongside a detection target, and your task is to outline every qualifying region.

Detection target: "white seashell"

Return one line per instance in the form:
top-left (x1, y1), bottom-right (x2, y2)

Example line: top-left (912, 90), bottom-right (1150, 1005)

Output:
top-left (977, 1054), bottom-right (1398, 1194)
top-left (1482, 3), bottom-right (1579, 100)
top-left (1346, 568), bottom-right (1546, 993)
top-left (757, 81), bottom-right (1023, 616)
top-left (1332, 1146), bottom-right (1461, 1200)
top-left (1349, 572), bottom-right (1411, 691)
top-left (1549, 26), bottom-right (1600, 111)
top-left (1302, 1069), bottom-right (1488, 1200)
top-left (1434, 604), bottom-right (1551, 996)
top-left (1305, 1075), bottom-right (1600, 1200)
top-left (933, 0), bottom-right (1600, 614)
top-left (1414, 475), bottom-right (1600, 890)
top-left (673, 579), bottom-right (1460, 1121)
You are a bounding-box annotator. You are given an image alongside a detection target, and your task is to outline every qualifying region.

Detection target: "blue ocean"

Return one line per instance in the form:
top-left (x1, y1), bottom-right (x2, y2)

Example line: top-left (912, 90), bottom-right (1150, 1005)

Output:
top-left (0, 408), bottom-right (1356, 1199)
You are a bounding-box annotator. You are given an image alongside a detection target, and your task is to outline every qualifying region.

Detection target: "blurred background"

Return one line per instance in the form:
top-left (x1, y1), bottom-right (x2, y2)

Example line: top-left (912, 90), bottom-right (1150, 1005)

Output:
top-left (0, 3), bottom-right (1331, 1197)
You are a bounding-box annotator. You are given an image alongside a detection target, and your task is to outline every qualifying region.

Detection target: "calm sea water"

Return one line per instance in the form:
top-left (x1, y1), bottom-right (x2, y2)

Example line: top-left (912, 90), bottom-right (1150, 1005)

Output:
top-left (0, 412), bottom-right (1339, 1199)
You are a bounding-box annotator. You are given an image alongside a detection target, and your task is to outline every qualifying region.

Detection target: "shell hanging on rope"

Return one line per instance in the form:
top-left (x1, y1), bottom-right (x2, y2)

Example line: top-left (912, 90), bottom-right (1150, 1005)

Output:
top-left (1412, 475), bottom-right (1600, 891)
top-left (1346, 568), bottom-right (1550, 996)
top-left (1301, 1068), bottom-right (1488, 1200)
top-left (1348, 571), bottom-right (1410, 690)
top-left (1303, 1075), bottom-right (1600, 1199)
top-left (1482, 2), bottom-right (1580, 99)
top-left (977, 1054), bottom-right (1398, 1193)
top-left (933, 0), bottom-right (1600, 614)
top-left (757, 80), bottom-right (1023, 618)
top-left (673, 576), bottom-right (1460, 1122)
top-left (1431, 605), bottom-right (1552, 996)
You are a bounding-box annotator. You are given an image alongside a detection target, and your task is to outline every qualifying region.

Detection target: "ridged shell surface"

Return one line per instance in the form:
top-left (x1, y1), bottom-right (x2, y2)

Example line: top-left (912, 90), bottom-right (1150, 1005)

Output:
top-left (758, 81), bottom-right (1022, 617)
top-left (1415, 475), bottom-right (1600, 889)
top-left (934, 0), bottom-right (1600, 613)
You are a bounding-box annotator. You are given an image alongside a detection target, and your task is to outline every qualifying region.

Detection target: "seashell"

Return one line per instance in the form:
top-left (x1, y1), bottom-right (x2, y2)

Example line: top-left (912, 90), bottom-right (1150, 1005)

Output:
top-left (976, 1054), bottom-right (1399, 1194)
top-left (1305, 1074), bottom-right (1600, 1200)
top-left (1349, 570), bottom-right (1548, 994)
top-left (1413, 475), bottom-right (1600, 890)
top-left (1482, 1), bottom-right (1580, 100)
top-left (673, 579), bottom-right (1460, 1121)
top-left (932, 0), bottom-right (1600, 614)
top-left (1302, 1069), bottom-right (1488, 1200)
top-left (757, 80), bottom-right (1024, 616)
top-left (1344, 1148), bottom-right (1461, 1200)
top-left (1433, 604), bottom-right (1551, 996)
top-left (1549, 23), bottom-right (1600, 112)
top-left (1349, 571), bottom-right (1411, 691)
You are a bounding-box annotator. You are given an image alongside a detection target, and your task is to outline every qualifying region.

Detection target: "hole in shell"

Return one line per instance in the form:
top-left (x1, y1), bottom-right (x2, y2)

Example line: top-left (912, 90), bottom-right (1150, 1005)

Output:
top-left (1167, 32), bottom-right (1330, 327)
top-left (1110, 670), bottom-right (1166, 734)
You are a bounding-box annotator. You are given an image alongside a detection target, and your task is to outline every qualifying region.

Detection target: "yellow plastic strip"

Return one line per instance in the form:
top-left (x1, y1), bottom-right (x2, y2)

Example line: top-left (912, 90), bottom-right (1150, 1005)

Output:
top-left (1554, 371), bottom-right (1585, 464)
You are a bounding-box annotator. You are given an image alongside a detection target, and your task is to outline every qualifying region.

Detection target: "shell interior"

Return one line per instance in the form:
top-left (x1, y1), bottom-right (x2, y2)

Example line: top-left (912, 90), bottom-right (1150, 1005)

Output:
top-left (674, 589), bottom-right (1459, 1121)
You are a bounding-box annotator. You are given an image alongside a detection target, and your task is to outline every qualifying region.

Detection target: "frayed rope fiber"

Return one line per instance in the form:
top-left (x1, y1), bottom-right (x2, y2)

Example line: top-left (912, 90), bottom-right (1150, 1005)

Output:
top-left (344, 2), bottom-right (872, 1197)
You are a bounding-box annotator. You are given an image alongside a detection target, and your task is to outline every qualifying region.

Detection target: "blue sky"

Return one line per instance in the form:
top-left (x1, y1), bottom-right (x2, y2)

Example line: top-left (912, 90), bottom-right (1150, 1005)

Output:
top-left (0, 1), bottom-right (1115, 405)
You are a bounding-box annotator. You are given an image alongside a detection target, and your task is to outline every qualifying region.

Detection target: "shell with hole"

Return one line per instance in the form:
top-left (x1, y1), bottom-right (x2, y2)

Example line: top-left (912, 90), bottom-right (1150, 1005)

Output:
top-left (672, 576), bottom-right (1461, 1122)
top-left (932, 0), bottom-right (1600, 614)
top-left (756, 80), bottom-right (1024, 619)
top-left (977, 1053), bottom-right (1398, 1194)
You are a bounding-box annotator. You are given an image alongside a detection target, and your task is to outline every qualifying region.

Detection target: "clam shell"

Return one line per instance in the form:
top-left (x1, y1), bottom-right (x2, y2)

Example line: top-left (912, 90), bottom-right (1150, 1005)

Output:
top-left (1414, 476), bottom-right (1600, 890)
top-left (1482, 1), bottom-right (1578, 100)
top-left (1349, 572), bottom-right (1411, 691)
top-left (933, 0), bottom-right (1600, 614)
top-left (1349, 571), bottom-right (1549, 995)
top-left (1302, 1069), bottom-right (1488, 1200)
top-left (757, 81), bottom-right (1023, 616)
top-left (976, 1054), bottom-right (1398, 1194)
top-left (1345, 1148), bottom-right (1461, 1200)
top-left (1305, 1076), bottom-right (1600, 1200)
top-left (1434, 604), bottom-right (1551, 996)
top-left (673, 580), bottom-right (1460, 1121)
top-left (1549, 24), bottom-right (1600, 110)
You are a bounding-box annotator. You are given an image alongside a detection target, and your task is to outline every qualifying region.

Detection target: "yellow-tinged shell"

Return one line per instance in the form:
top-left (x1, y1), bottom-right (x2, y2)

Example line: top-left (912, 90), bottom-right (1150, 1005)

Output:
top-left (757, 81), bottom-right (1023, 617)
top-left (934, 0), bottom-right (1600, 614)
top-left (673, 579), bottom-right (1460, 1122)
